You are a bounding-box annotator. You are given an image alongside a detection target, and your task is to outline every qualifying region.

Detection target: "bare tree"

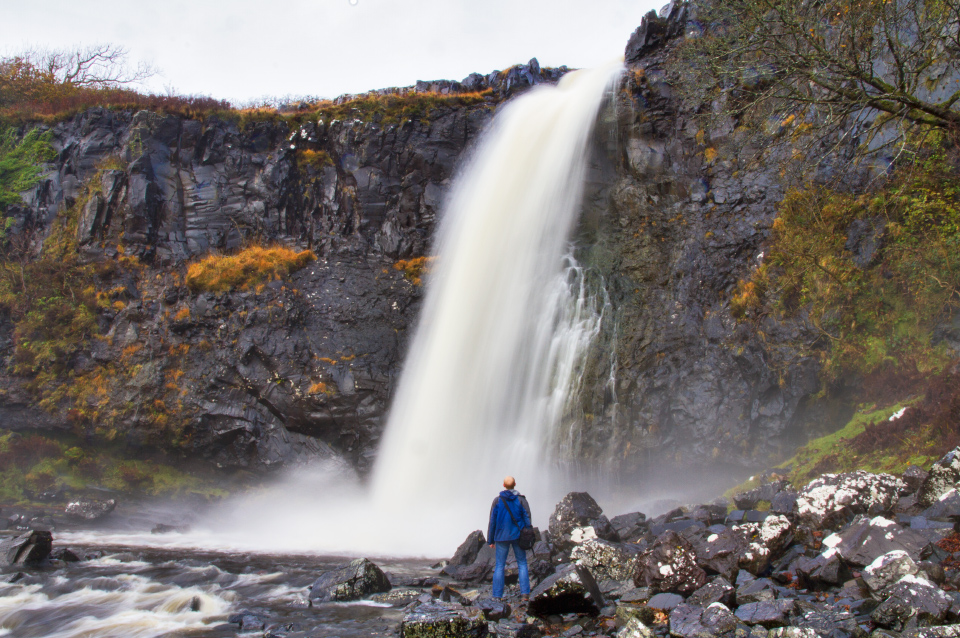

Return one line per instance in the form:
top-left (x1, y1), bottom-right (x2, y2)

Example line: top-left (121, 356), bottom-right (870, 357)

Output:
top-left (672, 0), bottom-right (960, 161)
top-left (33, 44), bottom-right (155, 88)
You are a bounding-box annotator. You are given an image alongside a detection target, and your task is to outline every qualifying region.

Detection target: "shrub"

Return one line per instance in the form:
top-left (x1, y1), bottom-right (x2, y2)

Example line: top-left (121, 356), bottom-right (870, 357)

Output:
top-left (393, 256), bottom-right (435, 285)
top-left (186, 244), bottom-right (316, 293)
top-left (0, 126), bottom-right (57, 211)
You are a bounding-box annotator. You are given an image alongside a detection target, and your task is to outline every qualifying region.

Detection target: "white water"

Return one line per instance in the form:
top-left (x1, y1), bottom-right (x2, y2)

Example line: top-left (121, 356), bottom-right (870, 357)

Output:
top-left (55, 61), bottom-right (624, 560)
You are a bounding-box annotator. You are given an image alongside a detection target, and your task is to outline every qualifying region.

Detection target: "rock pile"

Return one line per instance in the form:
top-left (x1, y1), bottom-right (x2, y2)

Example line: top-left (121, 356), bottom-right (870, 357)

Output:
top-left (392, 448), bottom-right (960, 637)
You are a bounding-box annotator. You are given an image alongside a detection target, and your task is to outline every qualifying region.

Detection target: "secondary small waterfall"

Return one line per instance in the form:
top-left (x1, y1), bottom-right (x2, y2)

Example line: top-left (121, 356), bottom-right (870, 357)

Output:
top-left (371, 61), bottom-right (623, 523)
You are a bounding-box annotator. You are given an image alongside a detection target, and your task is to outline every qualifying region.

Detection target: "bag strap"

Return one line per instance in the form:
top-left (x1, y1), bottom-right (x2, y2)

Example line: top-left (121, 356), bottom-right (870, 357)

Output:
top-left (499, 496), bottom-right (521, 527)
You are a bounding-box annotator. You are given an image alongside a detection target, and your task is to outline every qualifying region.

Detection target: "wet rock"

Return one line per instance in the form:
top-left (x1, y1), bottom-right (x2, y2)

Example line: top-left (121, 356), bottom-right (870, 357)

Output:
top-left (228, 610), bottom-right (268, 632)
top-left (634, 530), bottom-right (707, 594)
top-left (624, 2), bottom-right (687, 63)
top-left (64, 498), bottom-right (116, 521)
top-left (528, 564), bottom-right (605, 617)
top-left (646, 592), bottom-right (684, 610)
top-left (734, 480), bottom-right (788, 510)
top-left (450, 530), bottom-right (487, 566)
top-left (918, 448), bottom-right (960, 508)
top-left (477, 598), bottom-right (511, 621)
top-left (308, 557), bottom-right (391, 602)
top-left (690, 527), bottom-right (743, 580)
top-left (611, 512), bottom-right (648, 542)
top-left (903, 466), bottom-right (930, 495)
top-left (871, 574), bottom-right (952, 630)
top-left (0, 530), bottom-right (53, 565)
top-left (549, 493), bottom-right (610, 553)
top-left (846, 217), bottom-right (886, 269)
top-left (921, 488), bottom-right (960, 521)
top-left (670, 602), bottom-right (739, 638)
top-left (571, 539), bottom-right (640, 581)
top-left (796, 472), bottom-right (903, 529)
top-left (734, 599), bottom-right (797, 628)
top-left (490, 621), bottom-right (541, 638)
top-left (371, 588), bottom-right (421, 606)
top-left (795, 551), bottom-right (852, 589)
top-left (794, 607), bottom-right (867, 638)
top-left (736, 578), bottom-right (777, 605)
top-left (832, 517), bottom-right (930, 566)
top-left (771, 491), bottom-right (799, 516)
top-left (49, 547), bottom-right (81, 563)
top-left (618, 617), bottom-right (656, 638)
top-left (862, 551), bottom-right (921, 595)
top-left (687, 577), bottom-right (736, 608)
top-left (734, 515), bottom-right (793, 575)
top-left (399, 601), bottom-right (488, 637)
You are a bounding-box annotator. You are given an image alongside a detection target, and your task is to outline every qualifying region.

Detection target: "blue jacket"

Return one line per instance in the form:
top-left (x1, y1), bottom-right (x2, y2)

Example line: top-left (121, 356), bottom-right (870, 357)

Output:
top-left (487, 489), bottom-right (532, 543)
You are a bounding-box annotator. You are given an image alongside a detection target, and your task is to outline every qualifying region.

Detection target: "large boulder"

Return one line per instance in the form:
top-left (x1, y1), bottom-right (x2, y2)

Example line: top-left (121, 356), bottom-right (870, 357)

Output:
top-left (862, 550), bottom-right (922, 595)
top-left (733, 515), bottom-right (793, 575)
top-left (918, 448), bottom-right (960, 508)
top-left (871, 575), bottom-right (952, 630)
top-left (611, 512), bottom-right (647, 542)
top-left (670, 602), bottom-right (739, 638)
top-left (308, 558), bottom-right (391, 602)
top-left (831, 516), bottom-right (930, 566)
top-left (64, 498), bottom-right (116, 521)
top-left (690, 527), bottom-right (743, 581)
top-left (549, 492), bottom-right (615, 553)
top-left (528, 564), bottom-right (605, 617)
top-left (449, 530), bottom-right (486, 567)
top-left (633, 530), bottom-right (707, 594)
top-left (571, 538), bottom-right (641, 582)
top-left (399, 601), bottom-right (488, 638)
top-left (796, 472), bottom-right (903, 529)
top-left (0, 530), bottom-right (52, 565)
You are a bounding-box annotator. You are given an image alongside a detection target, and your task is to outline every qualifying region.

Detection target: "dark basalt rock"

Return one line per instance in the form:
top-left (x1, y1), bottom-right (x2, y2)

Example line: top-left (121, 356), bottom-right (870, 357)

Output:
top-left (548, 492), bottom-right (607, 553)
top-left (228, 610), bottom-right (267, 632)
top-left (862, 550), bottom-right (921, 595)
top-left (624, 1), bottom-right (687, 63)
top-left (489, 621), bottom-right (541, 638)
top-left (633, 529), bottom-right (707, 594)
top-left (64, 498), bottom-right (116, 521)
top-left (918, 448), bottom-right (960, 508)
top-left (0, 530), bottom-right (53, 566)
top-left (528, 564), bottom-right (604, 617)
top-left (646, 592), bottom-right (685, 610)
top-left (871, 575), bottom-right (952, 630)
top-left (449, 530), bottom-right (486, 567)
top-left (569, 538), bottom-right (640, 582)
top-left (687, 577), bottom-right (736, 608)
top-left (734, 480), bottom-right (788, 510)
top-left (476, 598), bottom-right (511, 621)
top-left (796, 472), bottom-right (903, 529)
top-left (611, 512), bottom-right (647, 542)
top-left (308, 557), bottom-right (391, 602)
top-left (794, 607), bottom-right (868, 638)
top-left (734, 599), bottom-right (797, 628)
top-left (670, 602), bottom-right (739, 638)
top-left (736, 578), bottom-right (777, 605)
top-left (832, 516), bottom-right (930, 566)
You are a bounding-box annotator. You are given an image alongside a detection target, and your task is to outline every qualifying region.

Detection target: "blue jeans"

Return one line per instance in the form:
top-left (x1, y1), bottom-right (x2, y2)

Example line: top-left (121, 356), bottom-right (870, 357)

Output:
top-left (492, 540), bottom-right (530, 599)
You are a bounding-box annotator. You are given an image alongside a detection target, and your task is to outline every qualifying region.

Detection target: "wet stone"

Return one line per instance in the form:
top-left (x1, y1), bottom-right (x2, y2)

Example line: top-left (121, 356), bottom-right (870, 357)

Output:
top-left (489, 621), bottom-right (541, 638)
top-left (796, 472), bottom-right (904, 529)
top-left (633, 530), bottom-right (707, 595)
top-left (399, 601), bottom-right (488, 638)
top-left (617, 617), bottom-right (656, 638)
top-left (871, 574), bottom-right (952, 631)
top-left (308, 557), bottom-right (391, 602)
top-left (687, 577), bottom-right (735, 608)
top-left (734, 599), bottom-right (797, 628)
top-left (0, 530), bottom-right (52, 566)
top-left (477, 598), bottom-right (511, 621)
top-left (646, 592), bottom-right (684, 611)
top-left (528, 564), bottom-right (605, 617)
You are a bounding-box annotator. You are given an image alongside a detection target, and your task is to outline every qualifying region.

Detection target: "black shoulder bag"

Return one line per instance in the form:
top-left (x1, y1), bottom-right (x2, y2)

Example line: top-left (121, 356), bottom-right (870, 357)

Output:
top-left (499, 496), bottom-right (536, 550)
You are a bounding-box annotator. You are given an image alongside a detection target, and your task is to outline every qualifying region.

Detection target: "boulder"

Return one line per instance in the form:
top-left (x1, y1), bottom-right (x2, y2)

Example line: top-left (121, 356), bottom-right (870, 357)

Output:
top-left (549, 493), bottom-right (614, 552)
top-left (903, 466), bottom-right (930, 495)
top-left (871, 574), bottom-right (952, 630)
top-left (308, 557), bottom-right (391, 602)
top-left (796, 472), bottom-right (903, 529)
top-left (528, 564), bottom-right (605, 617)
top-left (832, 516), bottom-right (930, 566)
top-left (399, 601), bottom-right (488, 638)
top-left (734, 515), bottom-right (793, 575)
top-left (687, 577), bottom-right (736, 608)
top-left (734, 600), bottom-right (797, 628)
top-left (793, 607), bottom-right (867, 638)
top-left (633, 530), bottom-right (707, 594)
top-left (736, 578), bottom-right (777, 605)
top-left (489, 621), bottom-right (541, 638)
top-left (921, 488), bottom-right (960, 521)
top-left (0, 530), bottom-right (52, 565)
top-left (64, 498), bottom-right (116, 521)
top-left (734, 480), bottom-right (788, 510)
top-left (670, 602), bottom-right (739, 638)
top-left (618, 617), bottom-right (656, 638)
top-left (646, 592), bottom-right (685, 610)
top-left (476, 598), bottom-right (511, 621)
top-left (795, 551), bottom-right (852, 589)
top-left (690, 527), bottom-right (743, 581)
top-left (450, 530), bottom-right (487, 567)
top-left (862, 550), bottom-right (921, 595)
top-left (611, 512), bottom-right (647, 542)
top-left (918, 448), bottom-right (960, 508)
top-left (571, 539), bottom-right (640, 582)
top-left (228, 610), bottom-right (267, 632)
top-left (770, 491), bottom-right (799, 516)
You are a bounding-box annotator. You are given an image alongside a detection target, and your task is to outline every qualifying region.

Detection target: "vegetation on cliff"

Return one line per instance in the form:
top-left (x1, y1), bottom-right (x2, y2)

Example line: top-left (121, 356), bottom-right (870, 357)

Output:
top-left (185, 245), bottom-right (316, 293)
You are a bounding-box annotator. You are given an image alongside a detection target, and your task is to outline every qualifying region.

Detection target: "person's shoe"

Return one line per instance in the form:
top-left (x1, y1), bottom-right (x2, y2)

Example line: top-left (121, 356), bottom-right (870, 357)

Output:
top-left (520, 594), bottom-right (529, 602)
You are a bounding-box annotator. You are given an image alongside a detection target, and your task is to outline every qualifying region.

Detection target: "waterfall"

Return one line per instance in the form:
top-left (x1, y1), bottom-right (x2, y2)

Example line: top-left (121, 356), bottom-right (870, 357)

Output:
top-left (370, 61), bottom-right (623, 528)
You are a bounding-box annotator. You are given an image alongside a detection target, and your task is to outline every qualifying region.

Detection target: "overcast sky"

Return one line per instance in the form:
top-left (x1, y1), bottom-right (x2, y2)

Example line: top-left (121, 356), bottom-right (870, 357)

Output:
top-left (2, 0), bottom-right (662, 104)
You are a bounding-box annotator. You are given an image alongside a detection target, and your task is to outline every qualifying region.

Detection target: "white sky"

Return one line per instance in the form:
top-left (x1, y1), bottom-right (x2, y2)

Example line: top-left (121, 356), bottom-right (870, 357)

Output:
top-left (1, 0), bottom-right (662, 104)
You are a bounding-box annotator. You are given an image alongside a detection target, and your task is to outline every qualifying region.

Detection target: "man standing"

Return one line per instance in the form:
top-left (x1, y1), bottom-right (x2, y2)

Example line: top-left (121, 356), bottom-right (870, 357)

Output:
top-left (487, 475), bottom-right (531, 600)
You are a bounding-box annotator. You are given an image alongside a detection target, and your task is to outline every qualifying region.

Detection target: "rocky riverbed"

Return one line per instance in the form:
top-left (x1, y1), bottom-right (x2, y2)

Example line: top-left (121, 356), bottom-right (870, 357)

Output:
top-left (6, 449), bottom-right (960, 637)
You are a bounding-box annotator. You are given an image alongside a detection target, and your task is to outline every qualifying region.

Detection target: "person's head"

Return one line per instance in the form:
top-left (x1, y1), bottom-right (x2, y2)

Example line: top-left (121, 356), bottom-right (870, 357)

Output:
top-left (503, 476), bottom-right (516, 490)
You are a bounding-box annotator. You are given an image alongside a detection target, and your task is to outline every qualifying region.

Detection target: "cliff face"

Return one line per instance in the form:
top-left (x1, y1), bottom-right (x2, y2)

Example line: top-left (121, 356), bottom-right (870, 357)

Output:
top-left (0, 38), bottom-right (842, 476)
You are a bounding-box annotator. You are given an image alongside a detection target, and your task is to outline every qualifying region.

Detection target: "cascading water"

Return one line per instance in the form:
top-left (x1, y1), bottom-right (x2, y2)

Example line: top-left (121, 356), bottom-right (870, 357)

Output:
top-left (370, 60), bottom-right (623, 528)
